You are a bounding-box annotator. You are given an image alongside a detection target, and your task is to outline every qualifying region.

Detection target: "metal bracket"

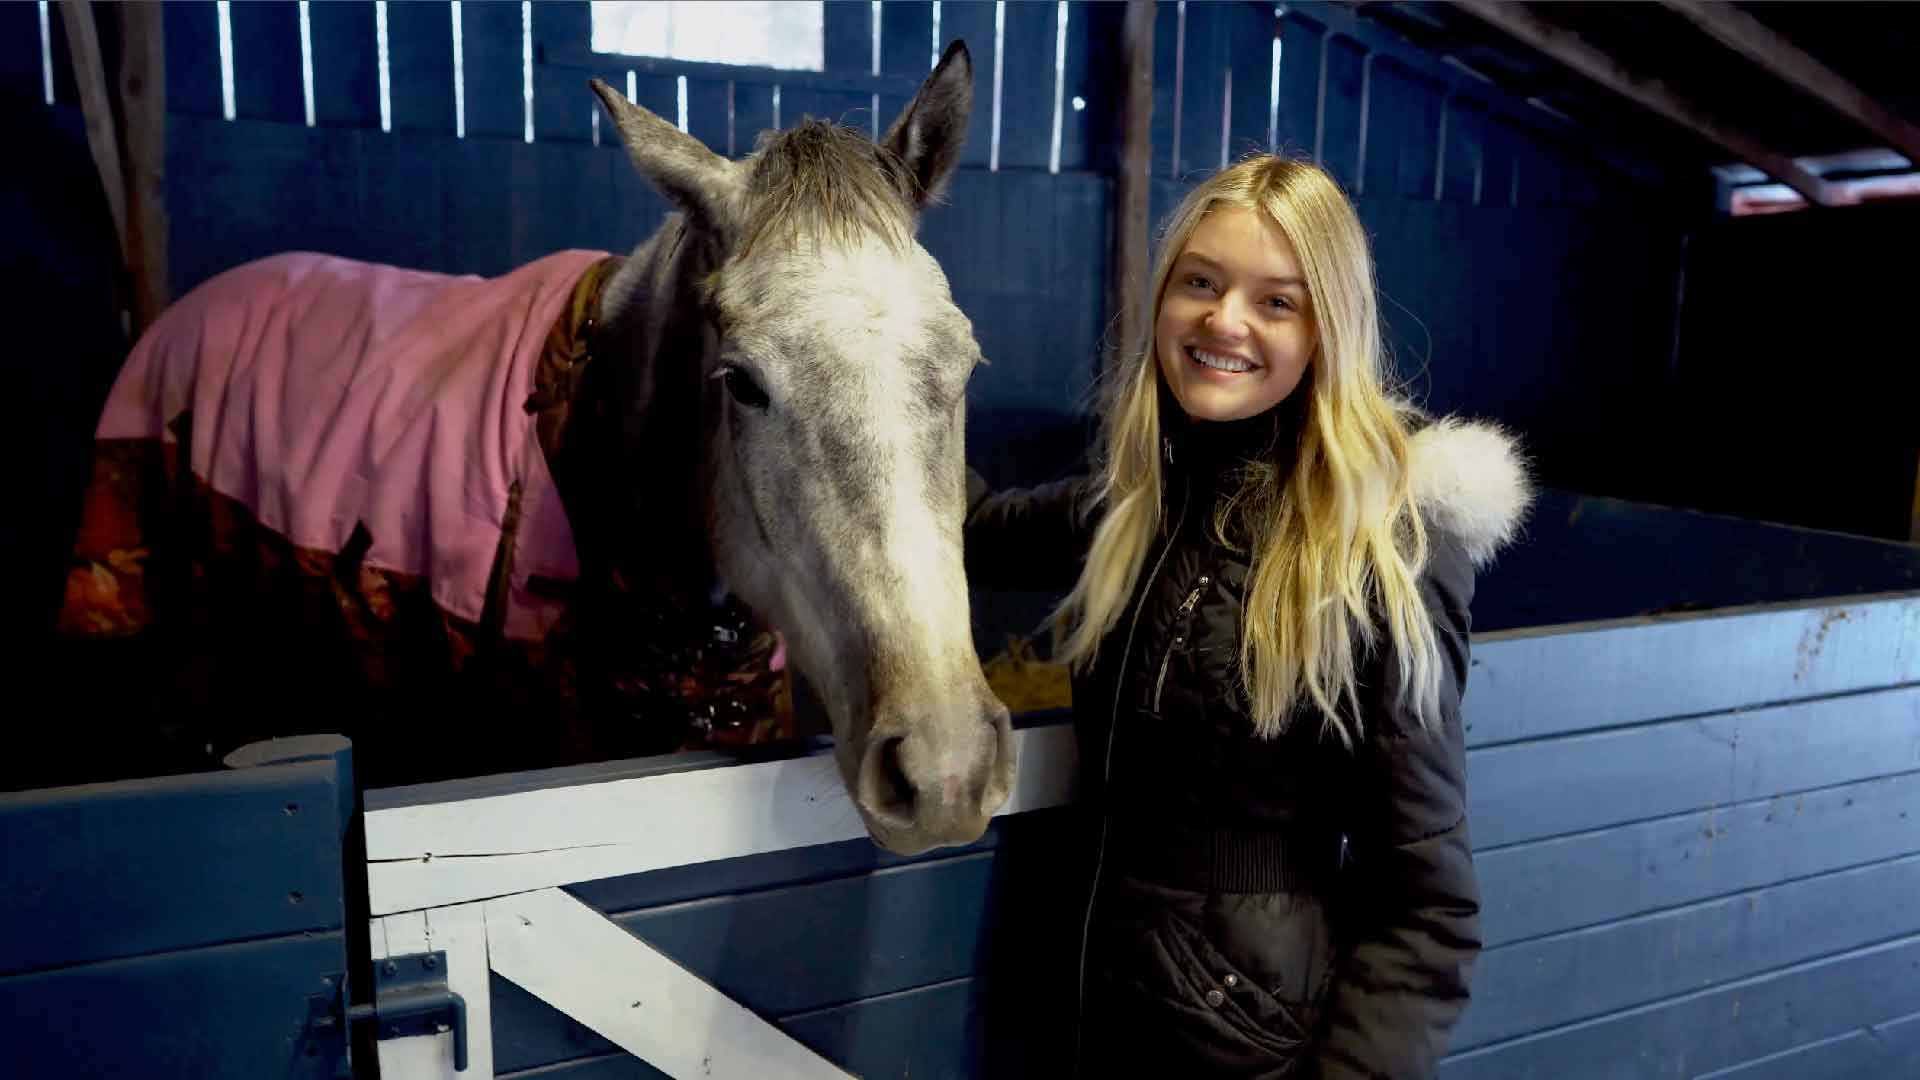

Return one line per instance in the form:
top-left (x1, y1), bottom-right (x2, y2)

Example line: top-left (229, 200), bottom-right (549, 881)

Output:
top-left (347, 950), bottom-right (469, 1072)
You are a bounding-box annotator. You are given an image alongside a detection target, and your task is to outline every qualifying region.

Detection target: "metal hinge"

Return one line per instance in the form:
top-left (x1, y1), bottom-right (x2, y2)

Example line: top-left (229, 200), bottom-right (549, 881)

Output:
top-left (344, 950), bottom-right (470, 1072)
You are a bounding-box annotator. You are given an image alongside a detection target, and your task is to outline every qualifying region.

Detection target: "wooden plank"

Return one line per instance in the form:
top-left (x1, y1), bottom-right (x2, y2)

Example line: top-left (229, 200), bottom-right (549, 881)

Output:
top-left (532, 1), bottom-right (593, 142)
top-left (117, 0), bottom-right (171, 332)
top-left (823, 0), bottom-right (872, 73)
top-left (1464, 592), bottom-right (1920, 748)
top-left (994, 0), bottom-right (1055, 171)
top-left (1477, 769), bottom-right (1920, 948)
top-left (364, 723), bottom-right (1077, 914)
top-left (1149, 0), bottom-right (1178, 179)
top-left (683, 77), bottom-right (728, 156)
top-left (1317, 32), bottom-right (1365, 190)
top-left (879, 1), bottom-right (934, 81)
top-left (1465, 685), bottom-right (1920, 849)
top-left (461, 0), bottom-right (525, 140)
top-left (227, 0), bottom-right (303, 123)
top-left (1455, 854), bottom-right (1920, 1050)
top-left (307, 0), bottom-right (379, 128)
top-left (163, 0), bottom-right (222, 118)
top-left (1437, 94), bottom-right (1479, 205)
top-left (1359, 56), bottom-right (1440, 199)
top-left (0, 759), bottom-right (346, 975)
top-left (1272, 10), bottom-right (1321, 158)
top-left (0, 931), bottom-right (348, 1080)
top-left (432, 904), bottom-right (496, 1079)
top-left (1695, 1010), bottom-right (1920, 1080)
top-left (1175, 0), bottom-right (1225, 178)
top-left (486, 888), bottom-right (854, 1079)
top-left (936, 0), bottom-right (997, 170)
top-left (733, 81), bottom-right (777, 157)
top-left (1224, 1), bottom-right (1275, 162)
top-left (385, 0), bottom-right (456, 135)
top-left (1438, 933), bottom-right (1920, 1080)
top-left (56, 0), bottom-right (126, 252)
top-left (1057, 0), bottom-right (1124, 175)
top-left (778, 977), bottom-right (983, 1078)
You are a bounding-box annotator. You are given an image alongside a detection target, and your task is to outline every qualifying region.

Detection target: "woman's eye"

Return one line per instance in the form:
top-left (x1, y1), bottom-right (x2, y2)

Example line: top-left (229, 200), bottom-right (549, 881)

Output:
top-left (1184, 274), bottom-right (1214, 291)
top-left (1266, 296), bottom-right (1295, 312)
top-left (718, 366), bottom-right (770, 409)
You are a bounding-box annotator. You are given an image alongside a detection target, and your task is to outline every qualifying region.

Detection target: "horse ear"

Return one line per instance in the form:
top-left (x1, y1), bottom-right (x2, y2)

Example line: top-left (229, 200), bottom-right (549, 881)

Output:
top-left (590, 79), bottom-right (741, 238)
top-left (882, 40), bottom-right (973, 210)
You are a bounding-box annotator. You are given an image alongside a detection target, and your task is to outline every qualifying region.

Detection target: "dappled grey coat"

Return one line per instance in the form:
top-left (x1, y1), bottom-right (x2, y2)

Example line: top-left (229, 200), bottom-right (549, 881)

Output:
top-left (965, 403), bottom-right (1531, 1078)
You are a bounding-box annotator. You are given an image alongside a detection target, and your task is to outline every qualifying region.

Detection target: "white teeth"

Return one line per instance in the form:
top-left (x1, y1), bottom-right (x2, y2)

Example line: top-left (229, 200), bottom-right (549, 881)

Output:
top-left (1189, 347), bottom-right (1254, 373)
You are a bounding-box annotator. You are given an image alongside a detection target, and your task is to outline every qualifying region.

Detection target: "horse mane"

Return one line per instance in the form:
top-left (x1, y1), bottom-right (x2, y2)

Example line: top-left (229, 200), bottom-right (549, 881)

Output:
top-left (738, 120), bottom-right (914, 256)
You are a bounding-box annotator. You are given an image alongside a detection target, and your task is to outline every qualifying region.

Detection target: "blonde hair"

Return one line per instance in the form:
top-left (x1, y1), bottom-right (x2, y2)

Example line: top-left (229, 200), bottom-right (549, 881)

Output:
top-left (1052, 156), bottom-right (1441, 745)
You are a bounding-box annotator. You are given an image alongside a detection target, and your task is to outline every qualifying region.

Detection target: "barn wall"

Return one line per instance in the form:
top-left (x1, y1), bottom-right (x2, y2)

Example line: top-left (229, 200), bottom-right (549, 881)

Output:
top-left (130, 0), bottom-right (1693, 497)
top-left (370, 591), bottom-right (1920, 1078)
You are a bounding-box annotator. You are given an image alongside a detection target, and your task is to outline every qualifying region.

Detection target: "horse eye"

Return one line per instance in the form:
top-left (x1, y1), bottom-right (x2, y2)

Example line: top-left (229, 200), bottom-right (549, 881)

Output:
top-left (720, 366), bottom-right (770, 410)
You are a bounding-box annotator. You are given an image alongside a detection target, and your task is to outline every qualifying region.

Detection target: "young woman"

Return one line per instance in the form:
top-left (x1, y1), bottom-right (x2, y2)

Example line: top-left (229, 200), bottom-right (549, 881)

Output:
top-left (966, 156), bottom-right (1531, 1078)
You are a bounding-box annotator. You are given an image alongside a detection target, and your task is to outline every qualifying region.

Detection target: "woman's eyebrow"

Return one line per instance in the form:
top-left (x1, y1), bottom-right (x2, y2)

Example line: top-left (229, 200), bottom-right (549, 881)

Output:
top-left (1178, 250), bottom-right (1305, 288)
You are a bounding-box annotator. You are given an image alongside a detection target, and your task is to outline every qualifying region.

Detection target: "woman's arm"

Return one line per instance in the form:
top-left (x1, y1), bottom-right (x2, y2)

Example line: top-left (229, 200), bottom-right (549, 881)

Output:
top-left (962, 469), bottom-right (1101, 592)
top-left (1313, 532), bottom-right (1482, 1080)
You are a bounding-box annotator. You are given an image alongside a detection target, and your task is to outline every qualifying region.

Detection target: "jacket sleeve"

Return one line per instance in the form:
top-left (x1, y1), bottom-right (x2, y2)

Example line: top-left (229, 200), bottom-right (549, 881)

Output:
top-left (962, 468), bottom-right (1100, 592)
top-left (1313, 531), bottom-right (1483, 1080)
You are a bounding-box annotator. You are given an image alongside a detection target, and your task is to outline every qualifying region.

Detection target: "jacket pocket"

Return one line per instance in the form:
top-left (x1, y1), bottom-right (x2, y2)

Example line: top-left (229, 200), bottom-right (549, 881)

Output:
top-left (1111, 897), bottom-right (1310, 1074)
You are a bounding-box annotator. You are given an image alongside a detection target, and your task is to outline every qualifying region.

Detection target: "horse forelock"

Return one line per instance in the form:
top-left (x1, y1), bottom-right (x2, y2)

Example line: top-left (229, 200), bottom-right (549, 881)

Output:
top-left (738, 121), bottom-right (915, 257)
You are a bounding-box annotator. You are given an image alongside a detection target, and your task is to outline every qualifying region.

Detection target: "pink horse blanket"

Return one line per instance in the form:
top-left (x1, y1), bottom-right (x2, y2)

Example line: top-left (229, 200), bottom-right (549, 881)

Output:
top-left (60, 250), bottom-right (793, 781)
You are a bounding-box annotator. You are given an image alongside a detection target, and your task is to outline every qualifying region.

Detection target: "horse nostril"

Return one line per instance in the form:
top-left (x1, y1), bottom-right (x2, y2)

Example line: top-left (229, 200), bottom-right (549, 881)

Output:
top-left (864, 734), bottom-right (916, 821)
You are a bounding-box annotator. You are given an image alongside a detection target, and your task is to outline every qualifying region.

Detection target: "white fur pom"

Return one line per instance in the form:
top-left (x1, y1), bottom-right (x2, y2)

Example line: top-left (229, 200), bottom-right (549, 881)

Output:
top-left (1407, 418), bottom-right (1534, 566)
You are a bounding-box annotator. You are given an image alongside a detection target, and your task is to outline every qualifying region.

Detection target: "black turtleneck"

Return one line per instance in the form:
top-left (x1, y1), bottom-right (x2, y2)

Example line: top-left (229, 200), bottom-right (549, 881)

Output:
top-left (1160, 383), bottom-right (1307, 504)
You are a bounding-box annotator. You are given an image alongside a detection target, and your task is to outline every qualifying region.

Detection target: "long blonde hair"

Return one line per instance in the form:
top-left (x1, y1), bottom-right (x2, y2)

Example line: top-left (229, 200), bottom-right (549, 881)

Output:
top-left (1052, 156), bottom-right (1441, 745)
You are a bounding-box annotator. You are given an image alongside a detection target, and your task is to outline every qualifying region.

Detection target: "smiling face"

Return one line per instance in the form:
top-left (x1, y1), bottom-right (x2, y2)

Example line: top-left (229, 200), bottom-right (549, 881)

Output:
top-left (1154, 204), bottom-right (1318, 423)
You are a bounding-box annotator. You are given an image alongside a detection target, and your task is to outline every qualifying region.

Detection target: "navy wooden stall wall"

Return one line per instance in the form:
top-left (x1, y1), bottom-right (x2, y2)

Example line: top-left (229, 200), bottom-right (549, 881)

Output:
top-left (17, 2), bottom-right (1920, 1078)
top-left (0, 738), bottom-right (356, 1078)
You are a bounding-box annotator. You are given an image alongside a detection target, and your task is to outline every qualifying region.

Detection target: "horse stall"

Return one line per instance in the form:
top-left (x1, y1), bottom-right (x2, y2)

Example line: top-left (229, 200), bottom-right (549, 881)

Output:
top-left (8, 2), bottom-right (1920, 1078)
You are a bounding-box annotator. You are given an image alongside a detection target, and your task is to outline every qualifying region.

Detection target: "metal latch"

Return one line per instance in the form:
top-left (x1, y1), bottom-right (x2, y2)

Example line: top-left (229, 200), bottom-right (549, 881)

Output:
top-left (347, 950), bottom-right (470, 1072)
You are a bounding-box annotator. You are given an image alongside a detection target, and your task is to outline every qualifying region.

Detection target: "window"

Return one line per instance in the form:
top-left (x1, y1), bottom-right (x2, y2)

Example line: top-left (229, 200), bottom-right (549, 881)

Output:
top-left (590, 1), bottom-right (824, 71)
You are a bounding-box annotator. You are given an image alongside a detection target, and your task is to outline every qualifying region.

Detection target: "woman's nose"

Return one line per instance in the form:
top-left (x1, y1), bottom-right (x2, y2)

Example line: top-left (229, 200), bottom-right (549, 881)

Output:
top-left (1203, 293), bottom-right (1250, 341)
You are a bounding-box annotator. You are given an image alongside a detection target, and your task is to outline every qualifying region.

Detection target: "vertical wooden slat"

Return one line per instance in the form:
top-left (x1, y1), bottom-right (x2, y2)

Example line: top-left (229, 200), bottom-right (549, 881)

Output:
top-left (43, 0), bottom-right (80, 106)
top-left (1318, 35), bottom-right (1365, 190)
top-left (308, 1), bottom-right (379, 129)
top-left (879, 0), bottom-right (934, 79)
top-left (733, 81), bottom-right (777, 153)
top-left (1110, 0), bottom-right (1155, 366)
top-left (1174, 0), bottom-right (1222, 177)
top-left (994, 0), bottom-right (1054, 170)
top-left (936, 0), bottom-right (996, 168)
top-left (684, 78), bottom-right (729, 155)
top-left (163, 1), bottom-right (221, 118)
top-left (117, 0), bottom-right (170, 332)
top-left (1439, 95), bottom-right (1483, 204)
top-left (1057, 0), bottom-right (1123, 174)
top-left (1149, 0), bottom-right (1178, 179)
top-left (531, 1), bottom-right (590, 142)
top-left (1224, 2), bottom-right (1274, 161)
top-left (227, 0), bottom-right (303, 123)
top-left (823, 0), bottom-right (873, 72)
top-left (1273, 12), bottom-right (1319, 158)
top-left (461, 0), bottom-right (524, 140)
top-left (385, 0), bottom-right (455, 135)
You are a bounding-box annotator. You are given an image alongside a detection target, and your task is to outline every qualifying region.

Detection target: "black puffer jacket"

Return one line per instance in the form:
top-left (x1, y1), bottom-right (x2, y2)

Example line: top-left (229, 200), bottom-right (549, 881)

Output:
top-left (965, 405), bottom-right (1529, 1079)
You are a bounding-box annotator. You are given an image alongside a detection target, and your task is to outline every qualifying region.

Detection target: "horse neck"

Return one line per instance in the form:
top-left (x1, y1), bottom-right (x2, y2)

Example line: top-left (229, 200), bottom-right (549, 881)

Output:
top-left (567, 215), bottom-right (719, 593)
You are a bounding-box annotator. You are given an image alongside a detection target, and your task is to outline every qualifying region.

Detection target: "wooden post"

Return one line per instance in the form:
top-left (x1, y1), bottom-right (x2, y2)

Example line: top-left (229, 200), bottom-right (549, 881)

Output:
top-left (1107, 0), bottom-right (1155, 372)
top-left (58, 0), bottom-right (128, 251)
top-left (116, 2), bottom-right (170, 334)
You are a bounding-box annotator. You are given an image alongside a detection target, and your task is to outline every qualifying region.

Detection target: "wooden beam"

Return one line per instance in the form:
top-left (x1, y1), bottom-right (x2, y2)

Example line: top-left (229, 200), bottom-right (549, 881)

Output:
top-left (1108, 0), bottom-right (1155, 371)
top-left (1660, 0), bottom-right (1920, 168)
top-left (115, 2), bottom-right (170, 334)
top-left (58, 0), bottom-right (128, 248)
top-left (1449, 0), bottom-right (1851, 207)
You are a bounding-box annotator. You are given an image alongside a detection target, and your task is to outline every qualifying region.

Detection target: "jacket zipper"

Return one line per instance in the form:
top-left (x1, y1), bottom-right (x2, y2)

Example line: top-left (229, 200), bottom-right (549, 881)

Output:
top-left (1150, 584), bottom-right (1206, 713)
top-left (1073, 481), bottom-right (1190, 1076)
